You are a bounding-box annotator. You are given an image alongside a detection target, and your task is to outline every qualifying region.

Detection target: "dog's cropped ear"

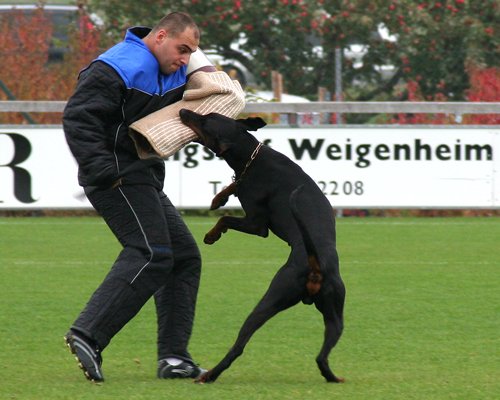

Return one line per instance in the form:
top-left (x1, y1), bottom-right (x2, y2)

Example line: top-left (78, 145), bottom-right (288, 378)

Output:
top-left (237, 117), bottom-right (267, 131)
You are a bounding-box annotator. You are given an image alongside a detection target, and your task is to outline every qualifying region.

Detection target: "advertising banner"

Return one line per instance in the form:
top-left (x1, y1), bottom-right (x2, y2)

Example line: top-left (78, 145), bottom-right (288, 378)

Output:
top-left (1, 126), bottom-right (498, 209)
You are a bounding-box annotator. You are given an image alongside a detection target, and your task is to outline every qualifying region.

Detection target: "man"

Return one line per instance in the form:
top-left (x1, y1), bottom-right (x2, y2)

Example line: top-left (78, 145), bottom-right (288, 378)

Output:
top-left (63, 12), bottom-right (215, 383)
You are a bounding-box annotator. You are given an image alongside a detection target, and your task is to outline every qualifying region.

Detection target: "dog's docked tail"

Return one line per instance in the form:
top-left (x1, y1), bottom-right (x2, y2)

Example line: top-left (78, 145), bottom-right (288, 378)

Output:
top-left (290, 185), bottom-right (323, 304)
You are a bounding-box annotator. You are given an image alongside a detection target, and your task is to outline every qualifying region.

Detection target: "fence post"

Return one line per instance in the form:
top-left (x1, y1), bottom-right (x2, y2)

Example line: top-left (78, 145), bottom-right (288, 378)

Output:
top-left (335, 47), bottom-right (343, 125)
top-left (271, 71), bottom-right (297, 125)
top-left (318, 86), bottom-right (331, 124)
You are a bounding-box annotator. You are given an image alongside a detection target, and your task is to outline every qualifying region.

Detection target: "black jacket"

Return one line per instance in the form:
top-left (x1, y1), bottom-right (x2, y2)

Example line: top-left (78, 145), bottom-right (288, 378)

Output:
top-left (63, 27), bottom-right (187, 189)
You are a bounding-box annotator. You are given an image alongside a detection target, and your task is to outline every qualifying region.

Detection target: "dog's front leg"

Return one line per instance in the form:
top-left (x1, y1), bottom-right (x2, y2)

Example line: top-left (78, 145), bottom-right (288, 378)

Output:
top-left (204, 216), bottom-right (268, 244)
top-left (204, 218), bottom-right (229, 244)
top-left (210, 182), bottom-right (237, 210)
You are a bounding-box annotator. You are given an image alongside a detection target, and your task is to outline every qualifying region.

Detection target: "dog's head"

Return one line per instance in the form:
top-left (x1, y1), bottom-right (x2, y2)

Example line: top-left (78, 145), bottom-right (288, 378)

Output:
top-left (179, 109), bottom-right (266, 157)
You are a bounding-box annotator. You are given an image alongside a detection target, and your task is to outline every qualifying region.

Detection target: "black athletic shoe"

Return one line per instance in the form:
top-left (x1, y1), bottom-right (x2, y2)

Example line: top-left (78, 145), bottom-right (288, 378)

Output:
top-left (64, 330), bottom-right (104, 383)
top-left (157, 359), bottom-right (207, 379)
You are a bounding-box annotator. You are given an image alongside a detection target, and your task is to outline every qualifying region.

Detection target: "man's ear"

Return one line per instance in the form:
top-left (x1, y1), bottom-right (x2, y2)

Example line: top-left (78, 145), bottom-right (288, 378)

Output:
top-left (237, 117), bottom-right (267, 131)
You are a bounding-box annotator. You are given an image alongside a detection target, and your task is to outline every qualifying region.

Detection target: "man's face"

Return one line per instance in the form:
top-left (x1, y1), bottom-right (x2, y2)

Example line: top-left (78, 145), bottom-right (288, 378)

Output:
top-left (154, 27), bottom-right (199, 75)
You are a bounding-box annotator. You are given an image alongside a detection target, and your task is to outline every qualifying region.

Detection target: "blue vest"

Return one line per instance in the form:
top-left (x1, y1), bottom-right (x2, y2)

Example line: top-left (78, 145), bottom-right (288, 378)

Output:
top-left (97, 27), bottom-right (187, 96)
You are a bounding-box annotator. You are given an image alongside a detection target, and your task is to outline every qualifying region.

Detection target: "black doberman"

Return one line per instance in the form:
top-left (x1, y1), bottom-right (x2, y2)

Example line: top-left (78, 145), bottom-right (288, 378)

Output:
top-left (179, 109), bottom-right (346, 383)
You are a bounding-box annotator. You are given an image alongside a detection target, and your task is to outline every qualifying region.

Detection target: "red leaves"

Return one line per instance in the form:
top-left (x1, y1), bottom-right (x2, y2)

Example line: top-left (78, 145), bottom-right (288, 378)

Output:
top-left (392, 67), bottom-right (500, 125)
top-left (484, 27), bottom-right (494, 36)
top-left (465, 66), bottom-right (500, 124)
top-left (0, 9), bottom-right (103, 124)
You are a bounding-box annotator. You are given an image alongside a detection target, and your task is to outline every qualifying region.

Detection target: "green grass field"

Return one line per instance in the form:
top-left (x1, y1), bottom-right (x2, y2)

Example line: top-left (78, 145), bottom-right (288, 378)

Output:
top-left (0, 215), bottom-right (498, 399)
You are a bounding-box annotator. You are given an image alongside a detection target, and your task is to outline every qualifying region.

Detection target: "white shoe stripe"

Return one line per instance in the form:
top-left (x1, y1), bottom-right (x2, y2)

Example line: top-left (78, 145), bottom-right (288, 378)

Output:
top-left (72, 336), bottom-right (103, 379)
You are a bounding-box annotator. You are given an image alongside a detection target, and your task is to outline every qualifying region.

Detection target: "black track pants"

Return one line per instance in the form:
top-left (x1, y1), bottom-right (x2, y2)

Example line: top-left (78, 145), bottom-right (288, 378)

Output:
top-left (72, 184), bottom-right (201, 360)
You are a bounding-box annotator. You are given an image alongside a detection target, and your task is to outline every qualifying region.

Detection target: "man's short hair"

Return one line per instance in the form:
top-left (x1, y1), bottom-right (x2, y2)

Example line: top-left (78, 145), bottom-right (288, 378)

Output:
top-left (153, 12), bottom-right (200, 40)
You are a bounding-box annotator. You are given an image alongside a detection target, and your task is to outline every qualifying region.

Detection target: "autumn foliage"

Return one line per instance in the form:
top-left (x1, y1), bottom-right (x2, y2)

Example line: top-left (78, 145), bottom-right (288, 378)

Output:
top-left (0, 2), bottom-right (498, 125)
top-left (0, 7), bottom-right (104, 124)
top-left (464, 66), bottom-right (500, 124)
top-left (389, 66), bottom-right (500, 125)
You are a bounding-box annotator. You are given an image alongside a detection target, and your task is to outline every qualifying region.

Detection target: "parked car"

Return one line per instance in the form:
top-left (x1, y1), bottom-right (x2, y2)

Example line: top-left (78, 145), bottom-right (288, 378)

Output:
top-left (245, 90), bottom-right (320, 125)
top-left (311, 23), bottom-right (397, 81)
top-left (245, 90), bottom-right (310, 103)
top-left (204, 50), bottom-right (257, 88)
top-left (0, 3), bottom-right (102, 62)
top-left (344, 23), bottom-right (397, 80)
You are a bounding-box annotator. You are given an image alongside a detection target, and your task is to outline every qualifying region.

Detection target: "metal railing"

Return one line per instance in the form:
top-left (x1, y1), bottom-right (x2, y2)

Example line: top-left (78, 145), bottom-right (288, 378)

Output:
top-left (0, 100), bottom-right (498, 114)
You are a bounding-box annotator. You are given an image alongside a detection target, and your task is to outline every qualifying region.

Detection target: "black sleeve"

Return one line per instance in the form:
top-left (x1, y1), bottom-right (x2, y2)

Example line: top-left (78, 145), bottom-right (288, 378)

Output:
top-left (62, 61), bottom-right (125, 188)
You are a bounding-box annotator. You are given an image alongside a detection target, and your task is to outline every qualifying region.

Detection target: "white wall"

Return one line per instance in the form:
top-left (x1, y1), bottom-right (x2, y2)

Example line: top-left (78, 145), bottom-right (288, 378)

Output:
top-left (1, 126), bottom-right (498, 209)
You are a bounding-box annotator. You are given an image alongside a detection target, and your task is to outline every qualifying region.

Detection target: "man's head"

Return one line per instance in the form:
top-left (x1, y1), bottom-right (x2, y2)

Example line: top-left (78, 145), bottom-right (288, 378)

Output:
top-left (144, 12), bottom-right (200, 75)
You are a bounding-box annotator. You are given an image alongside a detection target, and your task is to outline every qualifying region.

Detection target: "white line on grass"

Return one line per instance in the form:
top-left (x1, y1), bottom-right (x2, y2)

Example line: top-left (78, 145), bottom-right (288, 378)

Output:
top-left (8, 260), bottom-right (111, 266)
top-left (0, 220), bottom-right (105, 225)
top-left (336, 220), bottom-right (500, 226)
top-left (7, 259), bottom-right (496, 267)
top-left (0, 219), bottom-right (497, 227)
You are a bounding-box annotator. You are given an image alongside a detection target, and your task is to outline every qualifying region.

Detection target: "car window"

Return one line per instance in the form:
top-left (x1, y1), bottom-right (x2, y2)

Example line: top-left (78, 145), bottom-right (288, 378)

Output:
top-left (0, 5), bottom-right (92, 62)
top-left (48, 9), bottom-right (79, 44)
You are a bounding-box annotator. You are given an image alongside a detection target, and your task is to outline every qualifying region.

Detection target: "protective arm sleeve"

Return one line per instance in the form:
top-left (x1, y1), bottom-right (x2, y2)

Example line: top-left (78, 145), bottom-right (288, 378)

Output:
top-left (186, 48), bottom-right (217, 76)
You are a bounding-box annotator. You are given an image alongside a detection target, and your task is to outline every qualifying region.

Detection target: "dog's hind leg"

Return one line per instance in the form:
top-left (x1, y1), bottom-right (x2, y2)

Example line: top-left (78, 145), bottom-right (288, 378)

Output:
top-left (316, 315), bottom-right (344, 382)
top-left (198, 303), bottom-right (283, 383)
top-left (314, 280), bottom-right (345, 383)
top-left (197, 264), bottom-right (304, 383)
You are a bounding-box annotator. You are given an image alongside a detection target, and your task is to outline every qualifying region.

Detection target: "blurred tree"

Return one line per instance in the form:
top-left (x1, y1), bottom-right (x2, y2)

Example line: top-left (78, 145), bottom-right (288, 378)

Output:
top-left (89, 0), bottom-right (498, 103)
top-left (0, 7), bottom-right (104, 124)
top-left (381, 0), bottom-right (499, 101)
top-left (0, 0), bottom-right (497, 124)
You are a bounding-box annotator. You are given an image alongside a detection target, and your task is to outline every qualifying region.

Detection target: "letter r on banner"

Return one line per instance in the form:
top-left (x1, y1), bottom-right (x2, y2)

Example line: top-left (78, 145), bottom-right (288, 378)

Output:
top-left (0, 133), bottom-right (36, 203)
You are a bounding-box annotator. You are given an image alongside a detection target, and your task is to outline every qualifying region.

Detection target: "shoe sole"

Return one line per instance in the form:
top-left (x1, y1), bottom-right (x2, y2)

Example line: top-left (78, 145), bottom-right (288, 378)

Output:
top-left (64, 334), bottom-right (104, 383)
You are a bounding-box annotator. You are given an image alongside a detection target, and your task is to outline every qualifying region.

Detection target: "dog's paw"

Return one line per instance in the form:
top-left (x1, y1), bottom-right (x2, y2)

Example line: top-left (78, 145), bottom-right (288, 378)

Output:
top-left (204, 230), bottom-right (221, 244)
top-left (326, 375), bottom-right (345, 383)
top-left (194, 370), bottom-right (215, 384)
top-left (210, 196), bottom-right (229, 210)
